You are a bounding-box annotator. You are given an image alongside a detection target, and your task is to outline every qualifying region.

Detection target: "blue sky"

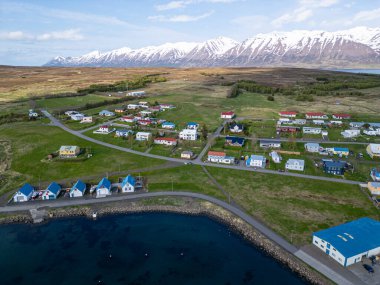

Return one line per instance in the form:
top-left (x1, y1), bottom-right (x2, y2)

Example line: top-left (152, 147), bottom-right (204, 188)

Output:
top-left (1, 0), bottom-right (380, 65)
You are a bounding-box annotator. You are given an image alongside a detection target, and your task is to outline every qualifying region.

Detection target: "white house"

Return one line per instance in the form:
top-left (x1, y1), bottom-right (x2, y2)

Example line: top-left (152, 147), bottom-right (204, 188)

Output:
top-left (305, 143), bottom-right (321, 153)
top-left (181, 151), bottom-right (193, 159)
top-left (221, 111), bottom-right (235, 119)
top-left (229, 123), bottom-right (244, 133)
top-left (70, 113), bottom-right (85, 121)
top-left (99, 110), bottom-right (115, 117)
top-left (207, 151), bottom-right (235, 164)
top-left (28, 109), bottom-right (38, 118)
top-left (260, 140), bottom-right (281, 149)
top-left (135, 132), bottom-right (151, 141)
top-left (161, 122), bottom-right (176, 129)
top-left (330, 120), bottom-right (343, 126)
top-left (69, 180), bottom-right (86, 198)
top-left (80, 116), bottom-right (93, 123)
top-left (115, 129), bottom-right (133, 137)
top-left (13, 183), bottom-right (34, 203)
top-left (187, 122), bottom-right (199, 130)
top-left (303, 127), bottom-right (322, 134)
top-left (341, 129), bottom-right (360, 138)
top-left (305, 112), bottom-right (328, 119)
top-left (270, 151), bottom-right (282, 163)
top-left (154, 137), bottom-right (177, 146)
top-left (294, 119), bottom-right (307, 125)
top-left (179, 129), bottom-right (197, 141)
top-left (127, 104), bottom-right (140, 110)
top-left (363, 129), bottom-right (380, 136)
top-left (285, 159), bottom-right (305, 171)
top-left (246, 155), bottom-right (266, 168)
top-left (312, 218), bottom-right (380, 267)
top-left (93, 125), bottom-right (114, 134)
top-left (278, 111), bottom-right (297, 118)
top-left (127, 91), bottom-right (145, 96)
top-left (121, 175), bottom-right (136, 193)
top-left (313, 120), bottom-right (325, 125)
top-left (367, 143), bottom-right (380, 159)
top-left (42, 182), bottom-right (61, 200)
top-left (96, 177), bottom-right (112, 198)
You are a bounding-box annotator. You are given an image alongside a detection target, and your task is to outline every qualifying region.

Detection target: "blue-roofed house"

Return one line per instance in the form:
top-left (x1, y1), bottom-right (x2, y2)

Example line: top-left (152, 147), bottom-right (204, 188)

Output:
top-left (99, 110), bottom-right (115, 117)
top-left (121, 175), bottom-right (136, 193)
top-left (332, 147), bottom-right (350, 157)
top-left (13, 183), bottom-right (34, 203)
top-left (96, 177), bottom-right (111, 198)
top-left (370, 168), bottom-right (380, 182)
top-left (246, 155), bottom-right (266, 168)
top-left (70, 180), bottom-right (86, 198)
top-left (42, 182), bottom-right (61, 200)
top-left (368, 182), bottom-right (380, 195)
top-left (323, 161), bottom-right (346, 175)
top-left (225, 136), bottom-right (245, 147)
top-left (187, 122), bottom-right (199, 130)
top-left (161, 122), bottom-right (176, 129)
top-left (312, 218), bottom-right (380, 267)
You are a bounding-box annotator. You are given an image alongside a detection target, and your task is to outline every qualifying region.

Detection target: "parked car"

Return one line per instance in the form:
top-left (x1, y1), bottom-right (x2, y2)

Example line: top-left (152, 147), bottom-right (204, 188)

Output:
top-left (363, 264), bottom-right (374, 273)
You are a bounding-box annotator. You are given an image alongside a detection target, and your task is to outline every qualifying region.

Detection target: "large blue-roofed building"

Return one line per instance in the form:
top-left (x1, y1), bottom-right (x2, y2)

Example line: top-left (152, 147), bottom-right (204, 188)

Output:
top-left (312, 218), bottom-right (380, 267)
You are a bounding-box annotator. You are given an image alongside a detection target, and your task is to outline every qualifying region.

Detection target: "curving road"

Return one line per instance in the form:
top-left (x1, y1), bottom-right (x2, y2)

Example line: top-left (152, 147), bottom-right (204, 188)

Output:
top-left (0, 191), bottom-right (362, 285)
top-left (41, 110), bottom-right (363, 185)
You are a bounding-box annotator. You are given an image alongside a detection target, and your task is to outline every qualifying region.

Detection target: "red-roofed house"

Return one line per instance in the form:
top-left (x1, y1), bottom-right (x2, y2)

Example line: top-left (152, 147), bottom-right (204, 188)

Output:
top-left (305, 112), bottom-right (328, 119)
top-left (278, 111), bottom-right (297, 118)
top-left (332, 114), bottom-right (351, 119)
top-left (120, 116), bottom-right (135, 123)
top-left (207, 151), bottom-right (235, 164)
top-left (138, 119), bottom-right (153, 126)
top-left (221, 111), bottom-right (235, 119)
top-left (154, 137), bottom-right (177, 146)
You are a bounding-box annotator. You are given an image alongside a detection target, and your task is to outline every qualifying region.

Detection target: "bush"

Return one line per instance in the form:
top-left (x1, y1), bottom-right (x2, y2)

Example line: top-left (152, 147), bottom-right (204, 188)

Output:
top-left (296, 94), bottom-right (314, 102)
top-left (267, 95), bottom-right (275, 101)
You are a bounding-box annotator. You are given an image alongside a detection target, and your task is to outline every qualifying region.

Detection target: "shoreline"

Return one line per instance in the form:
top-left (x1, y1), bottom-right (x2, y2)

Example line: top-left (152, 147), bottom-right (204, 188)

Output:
top-left (0, 197), bottom-right (331, 285)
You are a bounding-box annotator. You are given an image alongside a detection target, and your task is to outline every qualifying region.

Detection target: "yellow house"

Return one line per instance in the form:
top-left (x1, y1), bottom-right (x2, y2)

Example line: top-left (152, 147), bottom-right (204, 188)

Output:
top-left (59, 146), bottom-right (80, 158)
top-left (368, 182), bottom-right (380, 195)
top-left (367, 144), bottom-right (380, 159)
top-left (181, 151), bottom-right (193, 159)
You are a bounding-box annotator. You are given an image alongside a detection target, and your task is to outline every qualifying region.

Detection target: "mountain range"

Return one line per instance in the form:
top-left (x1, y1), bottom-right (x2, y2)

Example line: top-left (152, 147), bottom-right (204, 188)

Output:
top-left (44, 26), bottom-right (380, 68)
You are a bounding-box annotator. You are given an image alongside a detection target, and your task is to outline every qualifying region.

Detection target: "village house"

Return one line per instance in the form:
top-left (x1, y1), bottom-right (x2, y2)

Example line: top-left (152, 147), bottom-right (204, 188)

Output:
top-left (140, 110), bottom-right (152, 117)
top-left (326, 147), bottom-right (350, 157)
top-left (154, 137), bottom-right (177, 146)
top-left (121, 175), bottom-right (136, 193)
top-left (181, 151), bottom-right (194, 159)
top-left (207, 151), bottom-right (235, 164)
top-left (276, 126), bottom-right (300, 133)
top-left (260, 140), bottom-right (281, 149)
top-left (65, 110), bottom-right (77, 116)
top-left (161, 122), bottom-right (176, 129)
top-left (305, 112), bottom-right (328, 119)
top-left (187, 122), bottom-right (199, 130)
top-left (80, 116), bottom-right (93, 123)
top-left (304, 143), bottom-right (321, 153)
top-left (159, 104), bottom-right (175, 110)
top-left (70, 113), bottom-right (85, 121)
top-left (229, 123), bottom-right (244, 133)
top-left (179, 129), bottom-right (197, 141)
top-left (120, 116), bottom-right (135, 123)
top-left (278, 118), bottom-right (290, 123)
top-left (115, 129), bottom-right (133, 137)
top-left (70, 180), bottom-right (86, 198)
top-left (42, 182), bottom-right (61, 200)
top-left (270, 151), bottom-right (282, 163)
top-left (135, 132), bottom-right (152, 141)
top-left (367, 143), bottom-right (380, 159)
top-left (221, 111), bottom-right (235, 119)
top-left (93, 125), bottom-right (114, 134)
top-left (127, 91), bottom-right (145, 97)
top-left (96, 177), bottom-right (112, 198)
top-left (363, 128), bottom-right (380, 136)
top-left (323, 160), bottom-right (346, 175)
top-left (149, 106), bottom-right (161, 113)
top-left (139, 101), bottom-right (149, 108)
top-left (137, 119), bottom-right (153, 126)
top-left (99, 110), bottom-right (115, 117)
top-left (368, 182), bottom-right (380, 196)
top-left (312, 120), bottom-right (326, 125)
top-left (28, 109), bottom-right (38, 118)
top-left (246, 155), bottom-right (266, 168)
top-left (312, 217), bottom-right (380, 267)
top-left (285, 159), bottom-right (305, 171)
top-left (332, 114), bottom-right (351, 120)
top-left (341, 129), bottom-right (360, 138)
top-left (294, 119), bottom-right (307, 125)
top-left (225, 136), bottom-right (245, 147)
top-left (127, 104), bottom-right (140, 110)
top-left (330, 120), bottom-right (343, 126)
top-left (59, 145), bottom-right (80, 158)
top-left (114, 107), bottom-right (125, 113)
top-left (278, 111), bottom-right (297, 118)
top-left (13, 183), bottom-right (34, 203)
top-left (350, 122), bottom-right (380, 129)
top-left (303, 127), bottom-right (322, 134)
top-left (370, 168), bottom-right (380, 182)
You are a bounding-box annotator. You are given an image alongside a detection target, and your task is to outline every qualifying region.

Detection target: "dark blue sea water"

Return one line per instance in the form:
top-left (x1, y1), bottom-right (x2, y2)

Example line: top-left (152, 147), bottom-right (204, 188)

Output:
top-left (0, 213), bottom-right (308, 285)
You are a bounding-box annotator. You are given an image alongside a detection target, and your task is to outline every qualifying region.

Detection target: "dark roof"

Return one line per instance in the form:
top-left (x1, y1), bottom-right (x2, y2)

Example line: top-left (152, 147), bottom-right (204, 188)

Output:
top-left (226, 136), bottom-right (245, 144)
top-left (323, 161), bottom-right (346, 168)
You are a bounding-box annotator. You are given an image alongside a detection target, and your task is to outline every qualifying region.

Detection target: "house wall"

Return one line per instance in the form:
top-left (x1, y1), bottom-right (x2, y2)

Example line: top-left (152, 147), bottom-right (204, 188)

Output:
top-left (70, 189), bottom-right (83, 197)
top-left (312, 236), bottom-right (346, 266)
top-left (122, 184), bottom-right (134, 193)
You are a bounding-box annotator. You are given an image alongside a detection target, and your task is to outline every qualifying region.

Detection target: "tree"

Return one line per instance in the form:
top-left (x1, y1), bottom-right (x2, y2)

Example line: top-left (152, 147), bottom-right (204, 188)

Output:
top-left (362, 123), bottom-right (370, 130)
top-left (267, 95), bottom-right (275, 101)
top-left (201, 124), bottom-right (208, 141)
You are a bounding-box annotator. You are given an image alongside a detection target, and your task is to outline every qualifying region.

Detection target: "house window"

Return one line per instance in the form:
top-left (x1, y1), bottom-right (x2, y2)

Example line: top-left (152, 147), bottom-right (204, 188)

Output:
top-left (333, 248), bottom-right (336, 251)
top-left (321, 245), bottom-right (324, 249)
top-left (314, 240), bottom-right (318, 244)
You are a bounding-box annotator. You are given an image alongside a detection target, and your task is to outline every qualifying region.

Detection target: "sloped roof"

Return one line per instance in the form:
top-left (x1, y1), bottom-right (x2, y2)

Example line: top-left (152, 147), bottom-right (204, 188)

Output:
top-left (47, 182), bottom-right (61, 195)
top-left (313, 218), bottom-right (380, 257)
top-left (18, 183), bottom-right (34, 196)
top-left (71, 180), bottom-right (86, 193)
top-left (122, 175), bottom-right (136, 187)
top-left (97, 177), bottom-right (111, 190)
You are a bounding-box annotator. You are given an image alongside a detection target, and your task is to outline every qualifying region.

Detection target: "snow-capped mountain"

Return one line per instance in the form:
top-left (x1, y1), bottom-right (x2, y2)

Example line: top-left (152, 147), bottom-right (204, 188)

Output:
top-left (45, 27), bottom-right (380, 67)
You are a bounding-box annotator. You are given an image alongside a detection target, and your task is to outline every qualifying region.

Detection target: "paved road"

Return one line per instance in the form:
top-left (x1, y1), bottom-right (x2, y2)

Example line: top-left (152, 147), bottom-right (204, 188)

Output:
top-left (41, 110), bottom-right (364, 185)
top-left (0, 191), bottom-right (358, 285)
top-left (219, 135), bottom-right (371, 145)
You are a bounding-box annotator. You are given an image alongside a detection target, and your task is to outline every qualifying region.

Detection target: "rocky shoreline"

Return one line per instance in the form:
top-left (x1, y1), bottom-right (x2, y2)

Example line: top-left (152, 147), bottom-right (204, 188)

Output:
top-left (0, 197), bottom-right (331, 285)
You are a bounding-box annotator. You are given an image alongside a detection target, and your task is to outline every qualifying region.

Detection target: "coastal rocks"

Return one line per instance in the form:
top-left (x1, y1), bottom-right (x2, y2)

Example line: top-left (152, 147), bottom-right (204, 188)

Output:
top-left (0, 213), bottom-right (32, 224)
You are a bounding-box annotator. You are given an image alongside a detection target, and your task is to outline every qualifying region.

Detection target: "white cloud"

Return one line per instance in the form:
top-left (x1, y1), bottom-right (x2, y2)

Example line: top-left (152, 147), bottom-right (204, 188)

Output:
top-left (0, 29), bottom-right (84, 41)
top-left (230, 15), bottom-right (268, 29)
top-left (353, 7), bottom-right (380, 22)
top-left (149, 11), bottom-right (214, 22)
top-left (299, 0), bottom-right (340, 8)
top-left (155, 0), bottom-right (237, 11)
top-left (272, 7), bottom-right (313, 27)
